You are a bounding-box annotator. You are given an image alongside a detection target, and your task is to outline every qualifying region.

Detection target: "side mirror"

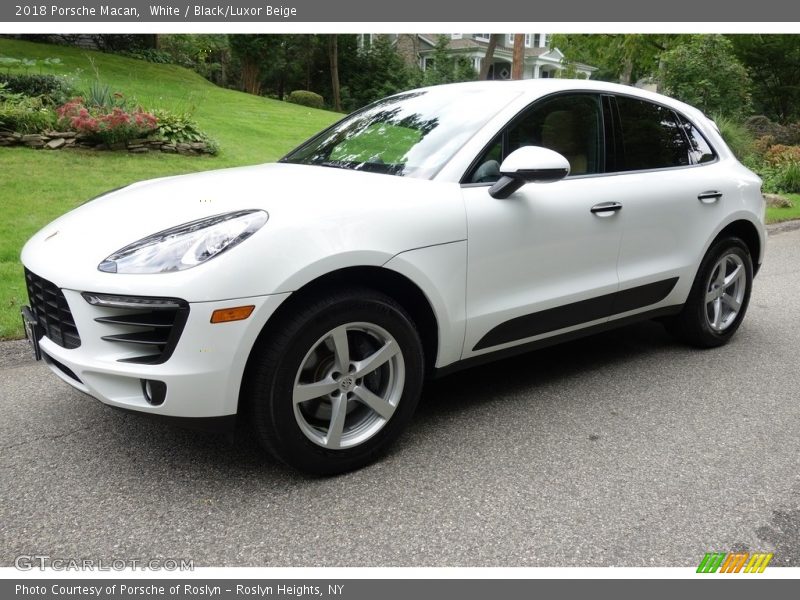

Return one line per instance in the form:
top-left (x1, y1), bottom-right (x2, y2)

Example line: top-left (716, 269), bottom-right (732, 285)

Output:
top-left (489, 146), bottom-right (571, 199)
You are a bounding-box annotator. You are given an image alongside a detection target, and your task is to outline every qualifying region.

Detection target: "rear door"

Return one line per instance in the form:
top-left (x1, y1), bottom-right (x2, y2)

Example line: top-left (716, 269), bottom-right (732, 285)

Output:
top-left (609, 95), bottom-right (734, 317)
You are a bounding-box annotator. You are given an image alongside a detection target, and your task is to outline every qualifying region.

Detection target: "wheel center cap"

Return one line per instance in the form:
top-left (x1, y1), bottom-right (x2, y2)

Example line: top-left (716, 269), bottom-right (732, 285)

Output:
top-left (339, 376), bottom-right (355, 392)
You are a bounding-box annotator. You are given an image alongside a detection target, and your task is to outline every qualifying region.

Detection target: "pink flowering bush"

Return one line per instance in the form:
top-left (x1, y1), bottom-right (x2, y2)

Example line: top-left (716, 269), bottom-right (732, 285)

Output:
top-left (56, 97), bottom-right (158, 144)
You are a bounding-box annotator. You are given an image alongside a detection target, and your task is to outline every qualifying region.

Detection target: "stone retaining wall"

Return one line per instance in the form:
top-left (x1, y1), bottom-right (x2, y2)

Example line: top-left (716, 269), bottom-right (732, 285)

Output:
top-left (0, 130), bottom-right (215, 155)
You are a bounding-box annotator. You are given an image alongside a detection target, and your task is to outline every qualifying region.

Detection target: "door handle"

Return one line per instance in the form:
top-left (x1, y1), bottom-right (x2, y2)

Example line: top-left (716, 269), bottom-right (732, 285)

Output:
top-left (698, 191), bottom-right (723, 203)
top-left (590, 202), bottom-right (623, 216)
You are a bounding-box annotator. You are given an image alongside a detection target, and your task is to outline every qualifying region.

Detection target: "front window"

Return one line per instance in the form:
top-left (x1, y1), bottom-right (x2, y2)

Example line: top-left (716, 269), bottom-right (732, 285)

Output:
top-left (282, 87), bottom-right (521, 179)
top-left (467, 93), bottom-right (603, 183)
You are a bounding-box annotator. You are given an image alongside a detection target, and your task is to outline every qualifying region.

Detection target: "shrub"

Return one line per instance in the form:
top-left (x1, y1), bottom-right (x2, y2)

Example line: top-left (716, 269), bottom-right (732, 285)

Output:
top-left (0, 83), bottom-right (55, 132)
top-left (152, 109), bottom-right (218, 153)
top-left (713, 115), bottom-right (755, 162)
top-left (122, 49), bottom-right (173, 64)
top-left (56, 98), bottom-right (158, 144)
top-left (0, 73), bottom-right (75, 106)
top-left (743, 115), bottom-right (800, 146)
top-left (762, 161), bottom-right (800, 194)
top-left (287, 90), bottom-right (324, 110)
top-left (764, 144), bottom-right (800, 166)
top-left (83, 81), bottom-right (128, 110)
top-left (779, 163), bottom-right (800, 192)
top-left (0, 99), bottom-right (54, 133)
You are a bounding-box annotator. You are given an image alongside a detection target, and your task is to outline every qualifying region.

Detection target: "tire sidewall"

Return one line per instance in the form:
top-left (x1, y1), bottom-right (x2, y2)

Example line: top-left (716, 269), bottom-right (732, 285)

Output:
top-left (257, 293), bottom-right (424, 475)
top-left (688, 237), bottom-right (753, 345)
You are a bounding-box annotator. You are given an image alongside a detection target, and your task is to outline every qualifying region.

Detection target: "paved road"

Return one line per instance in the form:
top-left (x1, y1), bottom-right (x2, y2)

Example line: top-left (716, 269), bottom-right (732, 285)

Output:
top-left (1, 226), bottom-right (799, 568)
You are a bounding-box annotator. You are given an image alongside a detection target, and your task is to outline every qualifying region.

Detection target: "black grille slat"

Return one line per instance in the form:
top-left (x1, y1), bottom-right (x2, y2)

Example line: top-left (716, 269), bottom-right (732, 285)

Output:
top-left (90, 298), bottom-right (189, 365)
top-left (95, 312), bottom-right (176, 328)
top-left (117, 355), bottom-right (163, 365)
top-left (24, 268), bottom-right (81, 349)
top-left (101, 331), bottom-right (172, 346)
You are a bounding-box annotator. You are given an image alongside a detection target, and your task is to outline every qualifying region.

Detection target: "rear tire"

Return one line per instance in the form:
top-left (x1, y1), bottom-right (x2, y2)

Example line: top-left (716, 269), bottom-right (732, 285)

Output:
top-left (242, 287), bottom-right (424, 475)
top-left (665, 236), bottom-right (753, 348)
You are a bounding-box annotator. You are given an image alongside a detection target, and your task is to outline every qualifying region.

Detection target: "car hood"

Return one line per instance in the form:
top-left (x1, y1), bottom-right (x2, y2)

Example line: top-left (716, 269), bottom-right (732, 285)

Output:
top-left (21, 162), bottom-right (466, 300)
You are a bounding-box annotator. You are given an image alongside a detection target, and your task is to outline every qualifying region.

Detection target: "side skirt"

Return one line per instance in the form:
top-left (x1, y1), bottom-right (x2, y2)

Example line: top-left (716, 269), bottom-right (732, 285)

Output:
top-left (473, 278), bottom-right (678, 351)
top-left (432, 305), bottom-right (683, 379)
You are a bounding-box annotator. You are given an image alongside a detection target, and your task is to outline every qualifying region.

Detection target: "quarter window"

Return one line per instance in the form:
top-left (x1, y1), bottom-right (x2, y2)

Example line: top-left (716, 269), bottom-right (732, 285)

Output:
top-left (676, 114), bottom-right (716, 164)
top-left (615, 96), bottom-right (691, 171)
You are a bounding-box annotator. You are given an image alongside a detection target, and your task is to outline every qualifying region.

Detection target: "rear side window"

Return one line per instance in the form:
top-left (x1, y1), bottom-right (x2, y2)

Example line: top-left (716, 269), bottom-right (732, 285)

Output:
top-left (615, 96), bottom-right (691, 171)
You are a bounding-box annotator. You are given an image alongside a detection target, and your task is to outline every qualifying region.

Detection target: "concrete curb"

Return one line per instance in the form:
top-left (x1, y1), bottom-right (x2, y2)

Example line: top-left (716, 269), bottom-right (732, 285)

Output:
top-left (766, 219), bottom-right (800, 235)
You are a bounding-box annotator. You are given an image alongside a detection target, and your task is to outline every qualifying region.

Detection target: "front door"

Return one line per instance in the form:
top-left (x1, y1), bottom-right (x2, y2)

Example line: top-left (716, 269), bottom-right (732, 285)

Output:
top-left (461, 93), bottom-right (623, 358)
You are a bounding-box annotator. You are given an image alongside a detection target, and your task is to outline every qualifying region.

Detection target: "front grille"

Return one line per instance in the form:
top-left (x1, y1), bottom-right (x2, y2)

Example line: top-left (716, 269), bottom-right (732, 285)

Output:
top-left (88, 295), bottom-right (189, 364)
top-left (24, 268), bottom-right (81, 349)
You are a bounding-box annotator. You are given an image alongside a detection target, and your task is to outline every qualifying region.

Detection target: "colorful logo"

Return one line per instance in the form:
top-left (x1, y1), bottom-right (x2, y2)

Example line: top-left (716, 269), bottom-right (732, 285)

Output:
top-left (697, 552), bottom-right (773, 573)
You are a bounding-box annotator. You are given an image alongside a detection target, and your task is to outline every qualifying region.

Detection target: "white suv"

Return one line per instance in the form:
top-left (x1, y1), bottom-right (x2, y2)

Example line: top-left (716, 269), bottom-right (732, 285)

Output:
top-left (21, 80), bottom-right (765, 474)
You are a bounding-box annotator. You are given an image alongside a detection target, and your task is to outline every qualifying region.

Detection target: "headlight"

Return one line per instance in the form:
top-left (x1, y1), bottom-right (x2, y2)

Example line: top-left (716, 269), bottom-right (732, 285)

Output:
top-left (98, 210), bottom-right (268, 274)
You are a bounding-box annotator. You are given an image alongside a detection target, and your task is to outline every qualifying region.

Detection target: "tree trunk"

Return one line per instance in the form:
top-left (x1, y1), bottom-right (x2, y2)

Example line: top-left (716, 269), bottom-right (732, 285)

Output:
top-left (479, 34), bottom-right (499, 80)
top-left (305, 36), bottom-right (313, 90)
top-left (329, 35), bottom-right (342, 112)
top-left (620, 57), bottom-right (634, 85)
top-left (511, 34), bottom-right (525, 80)
top-left (241, 59), bottom-right (261, 95)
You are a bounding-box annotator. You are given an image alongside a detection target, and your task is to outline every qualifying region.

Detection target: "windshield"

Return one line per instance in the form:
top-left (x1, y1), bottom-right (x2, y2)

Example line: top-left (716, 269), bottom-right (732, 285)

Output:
top-left (281, 86), bottom-right (521, 179)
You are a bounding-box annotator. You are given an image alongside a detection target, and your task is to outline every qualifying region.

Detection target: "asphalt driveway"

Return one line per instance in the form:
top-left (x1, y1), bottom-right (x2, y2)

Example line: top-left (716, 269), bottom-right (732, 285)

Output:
top-left (1, 225), bottom-right (799, 567)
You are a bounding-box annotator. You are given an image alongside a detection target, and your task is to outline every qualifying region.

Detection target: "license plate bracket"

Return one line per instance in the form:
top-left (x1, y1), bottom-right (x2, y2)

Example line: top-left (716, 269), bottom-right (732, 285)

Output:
top-left (21, 306), bottom-right (42, 361)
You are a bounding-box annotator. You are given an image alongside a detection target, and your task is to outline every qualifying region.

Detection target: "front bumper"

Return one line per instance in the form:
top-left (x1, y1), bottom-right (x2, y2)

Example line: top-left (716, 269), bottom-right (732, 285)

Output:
top-left (35, 288), bottom-right (290, 419)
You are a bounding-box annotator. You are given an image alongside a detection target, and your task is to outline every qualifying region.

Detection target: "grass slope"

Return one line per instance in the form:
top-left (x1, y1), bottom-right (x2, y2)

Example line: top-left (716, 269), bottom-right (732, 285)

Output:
top-left (0, 38), bottom-right (340, 339)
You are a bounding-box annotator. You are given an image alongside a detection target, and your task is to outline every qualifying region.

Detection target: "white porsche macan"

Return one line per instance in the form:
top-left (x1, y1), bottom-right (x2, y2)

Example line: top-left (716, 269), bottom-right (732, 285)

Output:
top-left (21, 80), bottom-right (766, 474)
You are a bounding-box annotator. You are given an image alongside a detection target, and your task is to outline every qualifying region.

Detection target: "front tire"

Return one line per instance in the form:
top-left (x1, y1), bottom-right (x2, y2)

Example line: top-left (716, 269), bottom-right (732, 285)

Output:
top-left (243, 288), bottom-right (424, 475)
top-left (665, 236), bottom-right (753, 348)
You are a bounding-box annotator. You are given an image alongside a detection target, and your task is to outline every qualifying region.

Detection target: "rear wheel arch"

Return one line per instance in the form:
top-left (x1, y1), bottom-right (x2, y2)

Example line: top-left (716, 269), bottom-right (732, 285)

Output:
top-left (712, 219), bottom-right (762, 275)
top-left (665, 235), bottom-right (754, 347)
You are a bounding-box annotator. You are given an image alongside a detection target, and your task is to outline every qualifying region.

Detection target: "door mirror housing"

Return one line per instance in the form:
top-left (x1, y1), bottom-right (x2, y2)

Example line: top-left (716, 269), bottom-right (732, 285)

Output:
top-left (489, 146), bottom-right (571, 199)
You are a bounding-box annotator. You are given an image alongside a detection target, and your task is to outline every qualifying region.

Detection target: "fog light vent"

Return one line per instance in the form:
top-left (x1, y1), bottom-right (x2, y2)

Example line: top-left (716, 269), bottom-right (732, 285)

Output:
top-left (84, 293), bottom-right (189, 365)
top-left (141, 379), bottom-right (167, 406)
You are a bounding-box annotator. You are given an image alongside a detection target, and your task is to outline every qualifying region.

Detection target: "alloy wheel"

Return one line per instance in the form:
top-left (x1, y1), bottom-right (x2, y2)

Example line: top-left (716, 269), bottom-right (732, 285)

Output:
top-left (292, 322), bottom-right (405, 449)
top-left (704, 253), bottom-right (747, 332)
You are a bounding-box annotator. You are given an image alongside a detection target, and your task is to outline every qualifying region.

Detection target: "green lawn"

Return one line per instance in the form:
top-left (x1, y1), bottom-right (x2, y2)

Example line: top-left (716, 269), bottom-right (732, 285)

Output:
top-left (766, 193), bottom-right (800, 223)
top-left (0, 38), bottom-right (340, 339)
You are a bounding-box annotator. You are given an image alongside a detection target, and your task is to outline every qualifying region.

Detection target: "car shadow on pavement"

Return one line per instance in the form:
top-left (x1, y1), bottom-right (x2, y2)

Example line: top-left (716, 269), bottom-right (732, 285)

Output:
top-left (52, 318), bottom-right (680, 483)
top-left (418, 319), bottom-right (677, 419)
